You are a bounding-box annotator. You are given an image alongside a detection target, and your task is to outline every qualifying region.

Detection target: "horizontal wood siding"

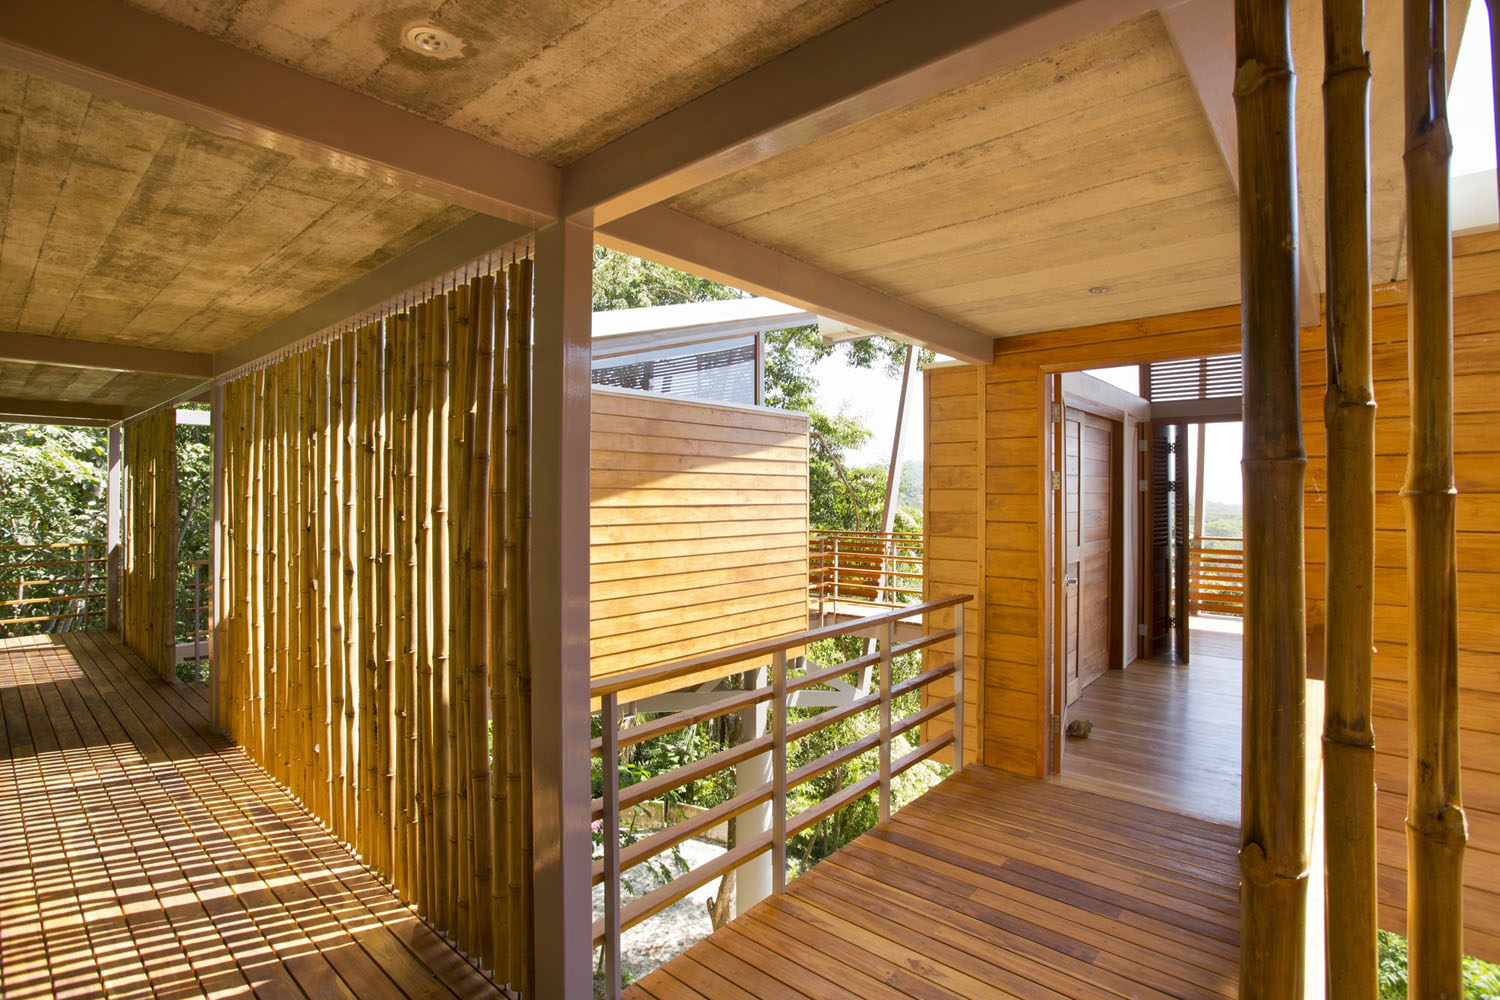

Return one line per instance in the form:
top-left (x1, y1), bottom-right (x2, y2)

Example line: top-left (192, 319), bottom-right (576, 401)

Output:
top-left (590, 388), bottom-right (809, 693)
top-left (922, 365), bottom-right (983, 767)
top-left (1303, 232), bottom-right (1500, 959)
top-left (922, 231), bottom-right (1499, 961)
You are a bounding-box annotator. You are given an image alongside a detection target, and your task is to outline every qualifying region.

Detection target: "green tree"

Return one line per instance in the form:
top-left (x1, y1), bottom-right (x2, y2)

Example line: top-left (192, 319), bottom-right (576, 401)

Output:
top-left (0, 423), bottom-right (107, 545)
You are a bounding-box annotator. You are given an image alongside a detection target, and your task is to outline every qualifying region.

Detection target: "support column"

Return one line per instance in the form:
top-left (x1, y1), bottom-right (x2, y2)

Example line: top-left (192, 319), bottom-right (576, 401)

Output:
top-left (1173, 422), bottom-right (1190, 663)
top-left (530, 220), bottom-right (595, 1000)
top-left (1234, 0), bottom-right (1309, 995)
top-left (106, 423), bottom-right (122, 632)
top-left (733, 666), bottom-right (772, 915)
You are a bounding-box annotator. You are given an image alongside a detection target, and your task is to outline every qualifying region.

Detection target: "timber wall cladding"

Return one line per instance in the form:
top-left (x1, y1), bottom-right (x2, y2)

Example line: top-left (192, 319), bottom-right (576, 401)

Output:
top-left (590, 388), bottom-right (809, 692)
top-left (216, 261), bottom-right (534, 991)
top-left (121, 407), bottom-right (178, 679)
top-left (922, 365), bottom-right (984, 767)
top-left (1304, 232), bottom-right (1500, 959)
top-left (925, 230), bottom-right (1499, 960)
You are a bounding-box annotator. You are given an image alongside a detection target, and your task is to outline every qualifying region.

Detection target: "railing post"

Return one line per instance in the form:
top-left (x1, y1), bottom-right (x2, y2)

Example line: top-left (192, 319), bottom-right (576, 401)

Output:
top-left (953, 601), bottom-right (966, 772)
top-left (193, 562), bottom-right (203, 671)
top-left (831, 536), bottom-right (840, 607)
top-left (602, 692), bottom-right (622, 1000)
top-left (878, 619), bottom-right (893, 822)
top-left (771, 648), bottom-right (787, 895)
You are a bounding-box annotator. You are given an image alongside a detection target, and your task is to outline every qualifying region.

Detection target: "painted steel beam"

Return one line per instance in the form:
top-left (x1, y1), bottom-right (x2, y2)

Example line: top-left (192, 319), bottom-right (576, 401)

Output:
top-left (0, 0), bottom-right (559, 228)
top-left (0, 396), bottom-right (126, 423)
top-left (0, 331), bottom-right (212, 377)
top-left (1161, 0), bottom-right (1322, 328)
top-left (599, 206), bottom-right (994, 364)
top-left (213, 214), bottom-right (530, 373)
top-left (563, 0), bottom-right (1161, 224)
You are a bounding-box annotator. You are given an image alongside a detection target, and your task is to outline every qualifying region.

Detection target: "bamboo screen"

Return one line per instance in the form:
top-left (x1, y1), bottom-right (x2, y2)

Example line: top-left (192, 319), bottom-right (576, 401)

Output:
top-left (216, 260), bottom-right (534, 989)
top-left (122, 408), bottom-right (178, 679)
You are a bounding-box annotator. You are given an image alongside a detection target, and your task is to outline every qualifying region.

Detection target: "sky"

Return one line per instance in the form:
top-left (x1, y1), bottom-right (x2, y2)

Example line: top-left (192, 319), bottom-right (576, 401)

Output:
top-left (808, 4), bottom-right (1498, 501)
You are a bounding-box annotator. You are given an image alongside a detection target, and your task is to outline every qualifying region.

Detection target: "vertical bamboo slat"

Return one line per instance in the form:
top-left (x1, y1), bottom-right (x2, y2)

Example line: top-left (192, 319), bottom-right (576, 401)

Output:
top-left (1321, 1), bottom-right (1378, 993)
top-left (1234, 1), bottom-right (1309, 995)
top-left (120, 408), bottom-right (178, 680)
top-left (1403, 0), bottom-right (1467, 993)
top-left (212, 260), bottom-right (532, 985)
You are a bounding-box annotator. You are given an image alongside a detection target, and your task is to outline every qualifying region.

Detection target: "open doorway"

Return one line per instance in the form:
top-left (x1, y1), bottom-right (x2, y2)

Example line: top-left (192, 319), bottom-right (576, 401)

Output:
top-left (1046, 360), bottom-right (1246, 828)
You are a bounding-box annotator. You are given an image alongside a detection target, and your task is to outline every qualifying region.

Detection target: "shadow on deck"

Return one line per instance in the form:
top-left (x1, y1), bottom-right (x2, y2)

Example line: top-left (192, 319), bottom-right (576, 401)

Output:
top-left (0, 630), bottom-right (503, 1000)
top-left (626, 766), bottom-right (1240, 999)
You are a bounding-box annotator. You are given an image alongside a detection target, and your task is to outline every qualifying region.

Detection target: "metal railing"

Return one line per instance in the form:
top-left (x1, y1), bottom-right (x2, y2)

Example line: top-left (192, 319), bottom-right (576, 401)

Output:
top-left (0, 541), bottom-right (107, 635)
top-left (808, 529), bottom-right (924, 615)
top-left (592, 594), bottom-right (970, 998)
top-left (177, 558), bottom-right (213, 673)
top-left (1189, 535), bottom-right (1244, 617)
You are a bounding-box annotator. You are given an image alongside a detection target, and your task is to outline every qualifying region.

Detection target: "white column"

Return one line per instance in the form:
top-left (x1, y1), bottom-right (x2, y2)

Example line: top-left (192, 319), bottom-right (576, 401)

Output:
top-left (106, 423), bottom-right (122, 632)
top-left (733, 665), bottom-right (772, 915)
top-left (530, 220), bottom-right (595, 1000)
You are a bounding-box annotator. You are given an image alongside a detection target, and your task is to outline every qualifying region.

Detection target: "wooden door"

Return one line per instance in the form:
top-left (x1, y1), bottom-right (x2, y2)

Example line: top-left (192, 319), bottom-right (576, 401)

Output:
top-left (1063, 406), bottom-right (1115, 704)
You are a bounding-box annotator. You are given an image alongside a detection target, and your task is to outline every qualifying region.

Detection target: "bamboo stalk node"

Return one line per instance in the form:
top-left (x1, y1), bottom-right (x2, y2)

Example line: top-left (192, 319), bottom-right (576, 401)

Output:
top-left (1234, 60), bottom-right (1293, 98)
top-left (1405, 804), bottom-right (1469, 845)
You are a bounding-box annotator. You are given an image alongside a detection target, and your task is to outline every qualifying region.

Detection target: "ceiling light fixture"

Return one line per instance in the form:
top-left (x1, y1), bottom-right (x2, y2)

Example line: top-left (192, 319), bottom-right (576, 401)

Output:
top-left (402, 23), bottom-right (463, 60)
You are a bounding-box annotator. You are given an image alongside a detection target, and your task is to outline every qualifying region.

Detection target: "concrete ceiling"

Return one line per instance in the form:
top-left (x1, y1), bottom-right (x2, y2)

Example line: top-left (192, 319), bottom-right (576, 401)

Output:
top-left (121, 0), bottom-right (882, 166)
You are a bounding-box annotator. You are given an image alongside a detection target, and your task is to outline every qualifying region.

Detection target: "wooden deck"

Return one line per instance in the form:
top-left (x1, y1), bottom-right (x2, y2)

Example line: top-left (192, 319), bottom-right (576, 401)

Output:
top-left (626, 766), bottom-right (1240, 999)
top-left (0, 630), bottom-right (505, 1000)
top-left (1056, 620), bottom-right (1244, 827)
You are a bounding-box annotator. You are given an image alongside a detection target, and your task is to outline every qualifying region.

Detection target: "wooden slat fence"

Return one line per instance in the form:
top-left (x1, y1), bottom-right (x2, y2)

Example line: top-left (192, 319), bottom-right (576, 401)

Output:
top-left (808, 529), bottom-right (924, 611)
top-left (1188, 535), bottom-right (1244, 617)
top-left (216, 258), bottom-right (533, 992)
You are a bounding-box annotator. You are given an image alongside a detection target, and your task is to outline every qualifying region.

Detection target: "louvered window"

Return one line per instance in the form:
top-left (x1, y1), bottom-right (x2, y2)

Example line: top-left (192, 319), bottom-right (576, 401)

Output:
top-left (1145, 354), bottom-right (1243, 402)
top-left (591, 338), bottom-right (756, 404)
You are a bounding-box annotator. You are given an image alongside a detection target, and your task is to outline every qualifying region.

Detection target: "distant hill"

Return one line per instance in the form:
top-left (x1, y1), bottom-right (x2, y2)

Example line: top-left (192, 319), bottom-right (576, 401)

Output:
top-left (1201, 498), bottom-right (1242, 539)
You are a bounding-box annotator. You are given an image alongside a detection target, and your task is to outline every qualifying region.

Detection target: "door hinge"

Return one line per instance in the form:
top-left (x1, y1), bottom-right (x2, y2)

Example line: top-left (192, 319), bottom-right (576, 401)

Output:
top-left (1138, 623), bottom-right (1148, 637)
top-left (1050, 714), bottom-right (1062, 736)
top-left (1138, 439), bottom-right (1149, 452)
top-left (1051, 470), bottom-right (1062, 490)
top-left (1050, 402), bottom-right (1062, 423)
top-left (1138, 479), bottom-right (1148, 493)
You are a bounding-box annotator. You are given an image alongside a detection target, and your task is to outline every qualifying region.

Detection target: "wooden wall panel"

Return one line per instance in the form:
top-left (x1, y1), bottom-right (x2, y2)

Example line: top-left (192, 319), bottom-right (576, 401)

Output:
top-left (925, 230), bottom-right (1500, 961)
top-left (1302, 231), bottom-right (1500, 959)
top-left (589, 388), bottom-right (809, 692)
top-left (921, 364), bottom-right (984, 768)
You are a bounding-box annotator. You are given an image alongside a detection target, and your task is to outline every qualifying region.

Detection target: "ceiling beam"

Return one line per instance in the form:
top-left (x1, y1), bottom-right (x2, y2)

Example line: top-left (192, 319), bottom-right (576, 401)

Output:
top-left (563, 0), bottom-right (1161, 224)
top-left (0, 331), bottom-right (212, 377)
top-left (598, 206), bottom-right (994, 364)
top-left (1161, 0), bottom-right (1322, 328)
top-left (214, 213), bottom-right (530, 373)
top-left (0, 396), bottom-right (127, 423)
top-left (0, 0), bottom-right (560, 229)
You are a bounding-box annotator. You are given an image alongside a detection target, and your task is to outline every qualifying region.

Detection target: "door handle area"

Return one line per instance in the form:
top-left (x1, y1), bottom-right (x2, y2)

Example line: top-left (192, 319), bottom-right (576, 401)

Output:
top-left (1064, 576), bottom-right (1078, 586)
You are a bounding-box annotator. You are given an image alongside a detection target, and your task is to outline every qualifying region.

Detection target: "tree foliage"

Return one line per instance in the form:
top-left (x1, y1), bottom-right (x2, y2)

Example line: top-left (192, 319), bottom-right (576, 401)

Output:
top-left (0, 423), bottom-right (107, 546)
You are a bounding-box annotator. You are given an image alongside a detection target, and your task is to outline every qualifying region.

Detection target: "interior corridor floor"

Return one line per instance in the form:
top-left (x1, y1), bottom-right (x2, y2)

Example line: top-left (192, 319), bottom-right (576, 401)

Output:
top-left (1055, 618), bottom-right (1243, 828)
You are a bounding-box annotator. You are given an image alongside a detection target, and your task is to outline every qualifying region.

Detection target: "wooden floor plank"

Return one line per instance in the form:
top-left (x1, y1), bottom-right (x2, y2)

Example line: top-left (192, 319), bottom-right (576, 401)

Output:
top-left (632, 766), bottom-right (1240, 999)
top-left (0, 631), bottom-right (507, 1000)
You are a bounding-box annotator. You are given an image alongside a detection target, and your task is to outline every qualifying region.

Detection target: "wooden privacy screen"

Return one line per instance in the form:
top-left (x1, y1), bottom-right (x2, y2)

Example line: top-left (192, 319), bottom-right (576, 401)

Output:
top-left (121, 408), bottom-right (177, 679)
top-left (923, 231), bottom-right (1500, 961)
top-left (589, 388), bottom-right (810, 698)
top-left (216, 260), bottom-right (534, 990)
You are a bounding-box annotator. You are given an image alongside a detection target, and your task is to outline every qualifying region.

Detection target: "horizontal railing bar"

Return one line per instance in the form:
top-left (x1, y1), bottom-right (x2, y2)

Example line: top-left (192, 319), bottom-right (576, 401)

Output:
top-left (592, 733), bottom-right (774, 822)
top-left (0, 558), bottom-right (107, 569)
top-left (785, 651), bottom-right (879, 695)
top-left (890, 629), bottom-right (955, 658)
top-left (0, 610), bottom-right (104, 626)
top-left (787, 732), bottom-right (880, 791)
top-left (589, 683), bottom-right (773, 759)
top-left (891, 732), bottom-right (954, 780)
top-left (0, 576), bottom-right (97, 588)
top-left (787, 771), bottom-right (880, 839)
top-left (785, 690), bottom-right (879, 743)
top-left (594, 834), bottom-right (774, 945)
top-left (891, 660), bottom-right (955, 701)
top-left (891, 696), bottom-right (955, 742)
top-left (591, 783), bottom-right (773, 887)
top-left (0, 592), bottom-right (106, 608)
top-left (591, 595), bottom-right (971, 699)
top-left (0, 541), bottom-right (102, 551)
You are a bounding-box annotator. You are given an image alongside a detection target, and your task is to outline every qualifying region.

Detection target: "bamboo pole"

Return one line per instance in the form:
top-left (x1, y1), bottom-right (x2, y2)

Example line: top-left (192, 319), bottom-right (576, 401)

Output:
top-left (396, 310), bottom-right (418, 898)
top-left (341, 331), bottom-right (359, 845)
top-left (313, 345), bottom-right (331, 820)
top-left (450, 279), bottom-right (474, 946)
top-left (359, 326), bottom-right (379, 863)
top-left (251, 368), bottom-right (267, 763)
top-left (268, 363), bottom-right (285, 784)
top-left (1321, 1), bottom-right (1378, 994)
top-left (1403, 1), bottom-right (1467, 992)
top-left (416, 298), bottom-right (437, 914)
top-left (329, 336), bottom-right (348, 843)
top-left (1233, 0), bottom-right (1309, 994)
top-left (507, 259), bottom-right (535, 993)
top-left (432, 290), bottom-right (455, 932)
top-left (469, 272), bottom-right (496, 966)
top-left (490, 267), bottom-right (511, 972)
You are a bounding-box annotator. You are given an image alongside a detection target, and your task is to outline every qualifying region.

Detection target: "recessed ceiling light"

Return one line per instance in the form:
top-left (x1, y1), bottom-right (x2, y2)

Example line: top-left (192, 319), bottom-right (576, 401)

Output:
top-left (1088, 285), bottom-right (1111, 294)
top-left (402, 23), bottom-right (463, 60)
